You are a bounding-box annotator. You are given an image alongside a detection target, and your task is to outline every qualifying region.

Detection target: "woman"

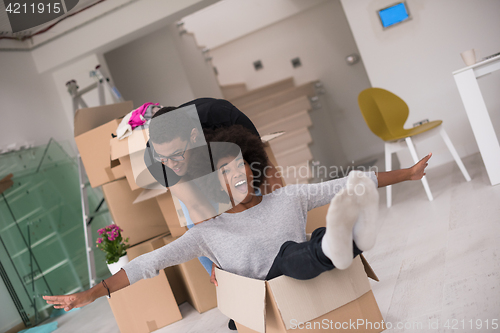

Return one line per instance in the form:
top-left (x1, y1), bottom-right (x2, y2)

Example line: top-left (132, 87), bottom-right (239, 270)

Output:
top-left (44, 126), bottom-right (431, 311)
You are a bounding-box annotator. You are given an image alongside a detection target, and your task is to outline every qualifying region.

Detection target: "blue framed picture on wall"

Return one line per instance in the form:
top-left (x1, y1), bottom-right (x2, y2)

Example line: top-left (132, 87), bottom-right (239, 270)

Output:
top-left (378, 2), bottom-right (411, 29)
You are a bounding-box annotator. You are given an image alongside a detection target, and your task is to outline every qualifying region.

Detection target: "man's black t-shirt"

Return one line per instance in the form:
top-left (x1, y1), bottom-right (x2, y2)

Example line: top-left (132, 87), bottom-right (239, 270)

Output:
top-left (144, 98), bottom-right (259, 188)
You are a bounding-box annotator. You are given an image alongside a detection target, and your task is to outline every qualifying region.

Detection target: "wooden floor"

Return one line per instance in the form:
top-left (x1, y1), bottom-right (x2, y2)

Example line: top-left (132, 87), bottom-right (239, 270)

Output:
top-left (41, 153), bottom-right (500, 333)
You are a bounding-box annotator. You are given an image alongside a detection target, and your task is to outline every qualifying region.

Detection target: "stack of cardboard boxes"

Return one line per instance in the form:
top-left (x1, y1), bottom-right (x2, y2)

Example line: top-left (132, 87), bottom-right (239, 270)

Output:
top-left (74, 102), bottom-right (217, 333)
top-left (74, 101), bottom-right (385, 333)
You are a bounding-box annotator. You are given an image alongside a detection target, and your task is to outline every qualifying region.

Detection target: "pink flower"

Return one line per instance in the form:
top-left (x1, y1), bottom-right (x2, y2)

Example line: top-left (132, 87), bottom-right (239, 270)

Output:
top-left (96, 238), bottom-right (102, 244)
top-left (98, 229), bottom-right (105, 235)
top-left (110, 224), bottom-right (122, 232)
top-left (108, 235), bottom-right (116, 241)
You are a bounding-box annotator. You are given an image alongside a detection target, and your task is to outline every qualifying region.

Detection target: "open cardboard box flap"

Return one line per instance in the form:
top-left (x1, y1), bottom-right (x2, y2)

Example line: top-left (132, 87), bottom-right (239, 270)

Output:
top-left (360, 253), bottom-right (379, 282)
top-left (133, 184), bottom-right (168, 204)
top-left (215, 267), bottom-right (267, 333)
top-left (74, 101), bottom-right (133, 137)
top-left (261, 131), bottom-right (285, 143)
top-left (216, 256), bottom-right (375, 333)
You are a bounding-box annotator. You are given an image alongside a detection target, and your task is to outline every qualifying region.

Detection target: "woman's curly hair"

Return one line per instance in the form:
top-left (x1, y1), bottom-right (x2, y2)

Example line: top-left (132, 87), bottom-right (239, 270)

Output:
top-left (197, 125), bottom-right (268, 201)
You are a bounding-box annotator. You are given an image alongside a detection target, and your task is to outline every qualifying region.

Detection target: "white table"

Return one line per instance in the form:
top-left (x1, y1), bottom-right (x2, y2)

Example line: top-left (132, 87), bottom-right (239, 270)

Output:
top-left (453, 54), bottom-right (500, 185)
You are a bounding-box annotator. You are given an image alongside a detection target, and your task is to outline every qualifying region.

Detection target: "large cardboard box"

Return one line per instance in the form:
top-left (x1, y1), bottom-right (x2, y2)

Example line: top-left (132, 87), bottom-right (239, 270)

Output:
top-left (215, 180), bottom-right (384, 333)
top-left (107, 236), bottom-right (182, 333)
top-left (131, 236), bottom-right (190, 306)
top-left (102, 178), bottom-right (169, 246)
top-left (132, 186), bottom-right (188, 238)
top-left (74, 101), bottom-right (134, 188)
top-left (216, 256), bottom-right (384, 333)
top-left (126, 233), bottom-right (216, 312)
top-left (162, 235), bottom-right (217, 313)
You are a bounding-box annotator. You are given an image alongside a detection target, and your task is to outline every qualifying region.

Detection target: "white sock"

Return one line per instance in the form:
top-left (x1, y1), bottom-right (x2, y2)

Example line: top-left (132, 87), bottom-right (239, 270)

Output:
top-left (321, 184), bottom-right (359, 270)
top-left (349, 171), bottom-right (380, 251)
top-left (321, 171), bottom-right (380, 269)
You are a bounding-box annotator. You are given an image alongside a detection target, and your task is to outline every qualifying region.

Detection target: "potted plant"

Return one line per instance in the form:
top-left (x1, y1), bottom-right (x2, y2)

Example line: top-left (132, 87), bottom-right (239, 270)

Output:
top-left (96, 224), bottom-right (131, 274)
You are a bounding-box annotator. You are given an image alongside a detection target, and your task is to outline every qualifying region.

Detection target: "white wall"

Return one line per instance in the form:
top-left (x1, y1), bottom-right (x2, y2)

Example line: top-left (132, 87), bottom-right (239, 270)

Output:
top-left (52, 53), bottom-right (117, 138)
top-left (104, 26), bottom-right (196, 108)
top-left (167, 25), bottom-right (223, 100)
top-left (209, 0), bottom-right (376, 167)
top-left (30, 0), bottom-right (220, 73)
top-left (0, 51), bottom-right (75, 333)
top-left (182, 0), bottom-right (327, 49)
top-left (0, 52), bottom-right (74, 150)
top-left (340, 0), bottom-right (500, 169)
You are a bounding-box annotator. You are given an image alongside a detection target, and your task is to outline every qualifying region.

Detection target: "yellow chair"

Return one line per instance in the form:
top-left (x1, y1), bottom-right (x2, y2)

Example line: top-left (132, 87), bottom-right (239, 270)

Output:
top-left (358, 88), bottom-right (471, 207)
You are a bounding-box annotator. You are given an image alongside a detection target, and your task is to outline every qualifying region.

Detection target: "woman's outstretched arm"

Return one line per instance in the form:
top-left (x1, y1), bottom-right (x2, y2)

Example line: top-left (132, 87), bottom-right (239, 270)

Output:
top-left (376, 153), bottom-right (431, 187)
top-left (43, 268), bottom-right (130, 311)
top-left (44, 214), bottom-right (206, 311)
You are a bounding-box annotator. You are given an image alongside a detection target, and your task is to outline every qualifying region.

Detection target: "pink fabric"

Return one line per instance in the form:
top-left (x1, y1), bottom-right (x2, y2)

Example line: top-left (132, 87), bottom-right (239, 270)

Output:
top-left (128, 102), bottom-right (159, 129)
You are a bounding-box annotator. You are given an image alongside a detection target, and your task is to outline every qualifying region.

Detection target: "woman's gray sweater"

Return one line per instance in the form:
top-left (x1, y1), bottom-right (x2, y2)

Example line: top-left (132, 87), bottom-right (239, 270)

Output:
top-left (122, 172), bottom-right (377, 282)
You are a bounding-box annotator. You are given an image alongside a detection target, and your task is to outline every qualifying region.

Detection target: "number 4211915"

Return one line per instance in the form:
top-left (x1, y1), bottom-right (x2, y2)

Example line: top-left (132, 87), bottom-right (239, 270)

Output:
top-left (5, 2), bottom-right (62, 14)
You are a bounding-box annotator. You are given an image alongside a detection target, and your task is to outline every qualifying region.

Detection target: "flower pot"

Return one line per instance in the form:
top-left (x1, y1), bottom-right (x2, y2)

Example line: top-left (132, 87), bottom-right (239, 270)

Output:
top-left (107, 254), bottom-right (129, 275)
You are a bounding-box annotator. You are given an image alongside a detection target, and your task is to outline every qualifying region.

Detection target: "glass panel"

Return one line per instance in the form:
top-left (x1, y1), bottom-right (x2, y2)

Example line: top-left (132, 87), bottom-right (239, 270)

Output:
top-left (0, 139), bottom-right (112, 327)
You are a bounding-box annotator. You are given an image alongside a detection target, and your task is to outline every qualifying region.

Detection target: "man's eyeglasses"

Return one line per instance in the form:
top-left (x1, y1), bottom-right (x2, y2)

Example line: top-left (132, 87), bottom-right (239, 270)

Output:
top-left (152, 142), bottom-right (189, 164)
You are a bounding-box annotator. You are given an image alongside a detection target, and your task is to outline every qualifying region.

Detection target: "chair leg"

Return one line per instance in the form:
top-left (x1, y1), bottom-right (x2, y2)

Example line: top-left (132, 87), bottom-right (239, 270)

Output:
top-left (439, 127), bottom-right (471, 182)
top-left (385, 143), bottom-right (392, 208)
top-left (405, 137), bottom-right (434, 201)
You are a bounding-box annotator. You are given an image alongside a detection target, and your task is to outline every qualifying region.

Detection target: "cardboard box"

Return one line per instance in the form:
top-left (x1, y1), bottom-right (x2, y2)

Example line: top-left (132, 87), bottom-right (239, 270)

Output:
top-left (110, 159), bottom-right (126, 179)
top-left (305, 204), bottom-right (329, 234)
top-left (132, 185), bottom-right (188, 239)
top-left (110, 127), bottom-right (157, 191)
top-left (74, 101), bottom-right (133, 188)
top-left (156, 192), bottom-right (188, 238)
top-left (131, 235), bottom-right (189, 306)
top-left (102, 178), bottom-right (169, 246)
top-left (124, 234), bottom-right (216, 312)
top-left (162, 235), bottom-right (217, 313)
top-left (216, 256), bottom-right (384, 333)
top-left (107, 236), bottom-right (182, 333)
top-left (138, 234), bottom-right (189, 306)
top-left (215, 187), bottom-right (384, 333)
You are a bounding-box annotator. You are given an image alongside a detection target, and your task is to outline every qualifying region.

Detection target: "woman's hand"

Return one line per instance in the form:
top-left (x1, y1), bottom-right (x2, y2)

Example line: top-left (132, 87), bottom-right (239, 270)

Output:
top-left (407, 153), bottom-right (432, 181)
top-left (44, 270), bottom-right (130, 311)
top-left (376, 153), bottom-right (432, 187)
top-left (210, 263), bottom-right (218, 287)
top-left (43, 290), bottom-right (95, 311)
